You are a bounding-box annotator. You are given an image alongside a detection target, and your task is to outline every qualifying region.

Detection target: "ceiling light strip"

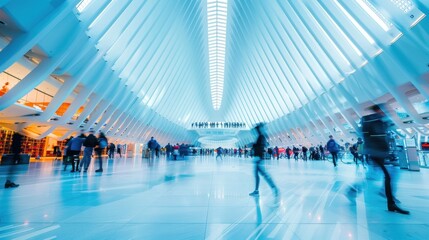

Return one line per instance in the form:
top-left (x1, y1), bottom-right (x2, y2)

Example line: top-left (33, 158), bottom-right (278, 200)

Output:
top-left (208, 0), bottom-right (227, 110)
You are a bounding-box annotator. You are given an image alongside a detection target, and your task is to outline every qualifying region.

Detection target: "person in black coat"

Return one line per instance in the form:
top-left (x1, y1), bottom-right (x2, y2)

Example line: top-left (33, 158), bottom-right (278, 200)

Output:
top-left (108, 143), bottom-right (115, 159)
top-left (249, 123), bottom-right (280, 203)
top-left (326, 135), bottom-right (340, 167)
top-left (360, 104), bottom-right (409, 214)
top-left (345, 105), bottom-right (409, 214)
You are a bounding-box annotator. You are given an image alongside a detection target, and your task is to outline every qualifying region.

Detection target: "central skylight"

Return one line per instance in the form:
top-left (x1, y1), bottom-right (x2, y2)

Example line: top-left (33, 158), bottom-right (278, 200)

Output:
top-left (207, 0), bottom-right (227, 110)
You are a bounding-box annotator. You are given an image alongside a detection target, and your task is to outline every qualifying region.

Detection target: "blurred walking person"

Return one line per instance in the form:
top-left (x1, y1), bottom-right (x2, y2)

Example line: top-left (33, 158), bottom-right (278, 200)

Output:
top-left (326, 135), bottom-right (340, 167)
top-left (108, 142), bottom-right (115, 159)
top-left (147, 137), bottom-right (158, 160)
top-left (68, 133), bottom-right (86, 172)
top-left (249, 123), bottom-right (280, 203)
top-left (347, 104), bottom-right (409, 214)
top-left (216, 147), bottom-right (223, 160)
top-left (95, 132), bottom-right (108, 172)
top-left (80, 129), bottom-right (97, 172)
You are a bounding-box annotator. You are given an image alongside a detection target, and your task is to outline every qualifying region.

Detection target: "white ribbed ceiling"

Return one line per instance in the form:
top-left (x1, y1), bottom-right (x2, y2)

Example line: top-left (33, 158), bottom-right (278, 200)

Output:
top-left (0, 0), bottom-right (428, 146)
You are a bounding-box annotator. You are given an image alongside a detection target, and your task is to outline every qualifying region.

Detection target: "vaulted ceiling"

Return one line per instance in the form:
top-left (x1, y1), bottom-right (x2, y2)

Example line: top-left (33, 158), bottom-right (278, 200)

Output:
top-left (0, 0), bottom-right (429, 147)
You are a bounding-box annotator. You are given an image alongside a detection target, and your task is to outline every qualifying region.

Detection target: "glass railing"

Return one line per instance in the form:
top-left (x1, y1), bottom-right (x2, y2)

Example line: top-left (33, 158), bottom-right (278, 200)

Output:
top-left (191, 122), bottom-right (247, 129)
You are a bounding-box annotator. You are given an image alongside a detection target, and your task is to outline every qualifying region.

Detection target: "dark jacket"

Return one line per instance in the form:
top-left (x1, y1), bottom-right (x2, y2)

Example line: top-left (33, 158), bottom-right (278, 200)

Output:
top-left (326, 139), bottom-right (339, 153)
top-left (97, 136), bottom-right (108, 149)
top-left (109, 143), bottom-right (115, 151)
top-left (70, 135), bottom-right (86, 151)
top-left (253, 134), bottom-right (267, 158)
top-left (361, 113), bottom-right (389, 158)
top-left (148, 139), bottom-right (157, 150)
top-left (83, 134), bottom-right (97, 148)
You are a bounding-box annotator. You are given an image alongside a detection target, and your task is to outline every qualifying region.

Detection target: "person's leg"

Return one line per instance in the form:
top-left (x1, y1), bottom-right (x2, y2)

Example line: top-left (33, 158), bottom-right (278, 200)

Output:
top-left (63, 155), bottom-right (68, 171)
top-left (80, 154), bottom-right (86, 170)
top-left (373, 157), bottom-right (409, 214)
top-left (82, 148), bottom-right (92, 171)
top-left (373, 158), bottom-right (394, 204)
top-left (72, 154), bottom-right (78, 172)
top-left (331, 152), bottom-right (337, 167)
top-left (70, 151), bottom-right (77, 172)
top-left (250, 159), bottom-right (260, 196)
top-left (257, 160), bottom-right (279, 195)
top-left (96, 149), bottom-right (103, 172)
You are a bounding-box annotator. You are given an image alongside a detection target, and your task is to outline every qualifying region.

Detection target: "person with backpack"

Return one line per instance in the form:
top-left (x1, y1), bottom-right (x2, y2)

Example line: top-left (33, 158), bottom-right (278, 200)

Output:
top-left (347, 104), bottom-right (409, 214)
top-left (326, 135), bottom-right (340, 167)
top-left (95, 132), bottom-right (108, 172)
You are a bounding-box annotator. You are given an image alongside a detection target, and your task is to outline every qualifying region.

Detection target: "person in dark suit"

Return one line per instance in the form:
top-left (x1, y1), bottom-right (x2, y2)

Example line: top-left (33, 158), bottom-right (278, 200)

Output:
top-left (360, 104), bottom-right (409, 214)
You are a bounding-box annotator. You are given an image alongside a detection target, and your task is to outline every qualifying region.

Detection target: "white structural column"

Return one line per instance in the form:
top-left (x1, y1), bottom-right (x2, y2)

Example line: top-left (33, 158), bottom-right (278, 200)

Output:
top-left (73, 73), bottom-right (120, 127)
top-left (0, 0), bottom-right (80, 73)
top-left (58, 64), bottom-right (111, 123)
top-left (94, 92), bottom-right (136, 132)
top-left (36, 49), bottom-right (103, 122)
top-left (0, 26), bottom-right (81, 111)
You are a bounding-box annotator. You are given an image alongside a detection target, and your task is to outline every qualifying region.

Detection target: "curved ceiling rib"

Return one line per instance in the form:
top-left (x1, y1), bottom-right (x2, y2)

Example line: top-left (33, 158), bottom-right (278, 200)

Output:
top-left (0, 0), bottom-right (428, 147)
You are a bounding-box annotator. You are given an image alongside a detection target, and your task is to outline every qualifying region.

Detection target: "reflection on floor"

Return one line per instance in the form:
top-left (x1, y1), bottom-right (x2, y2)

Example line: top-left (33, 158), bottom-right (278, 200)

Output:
top-left (1, 156), bottom-right (428, 240)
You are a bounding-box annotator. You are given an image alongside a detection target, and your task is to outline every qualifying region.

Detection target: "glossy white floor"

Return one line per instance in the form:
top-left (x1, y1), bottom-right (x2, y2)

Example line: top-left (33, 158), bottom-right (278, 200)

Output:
top-left (1, 155), bottom-right (428, 240)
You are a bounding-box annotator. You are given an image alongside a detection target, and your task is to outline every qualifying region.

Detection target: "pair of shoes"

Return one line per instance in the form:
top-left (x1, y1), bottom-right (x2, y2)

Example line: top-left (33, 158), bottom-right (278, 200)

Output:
top-left (249, 191), bottom-right (259, 197)
top-left (95, 169), bottom-right (103, 172)
top-left (5, 180), bottom-right (19, 188)
top-left (83, 169), bottom-right (88, 172)
top-left (388, 204), bottom-right (410, 215)
top-left (71, 170), bottom-right (75, 172)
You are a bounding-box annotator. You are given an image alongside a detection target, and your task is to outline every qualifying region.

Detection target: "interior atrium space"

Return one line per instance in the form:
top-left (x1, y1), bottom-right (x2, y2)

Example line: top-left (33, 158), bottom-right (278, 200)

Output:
top-left (1, 0), bottom-right (429, 239)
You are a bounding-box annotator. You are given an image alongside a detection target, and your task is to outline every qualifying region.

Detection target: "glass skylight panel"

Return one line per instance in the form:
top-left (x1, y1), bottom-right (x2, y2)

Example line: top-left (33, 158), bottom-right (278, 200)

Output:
top-left (356, 0), bottom-right (392, 31)
top-left (76, 0), bottom-right (93, 13)
top-left (390, 0), bottom-right (414, 13)
top-left (208, 0), bottom-right (228, 110)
